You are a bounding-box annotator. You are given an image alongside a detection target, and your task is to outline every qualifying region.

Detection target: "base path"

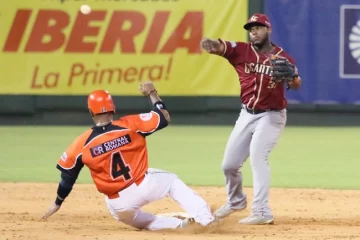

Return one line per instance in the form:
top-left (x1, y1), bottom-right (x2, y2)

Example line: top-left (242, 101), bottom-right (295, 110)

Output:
top-left (1, 183), bottom-right (359, 240)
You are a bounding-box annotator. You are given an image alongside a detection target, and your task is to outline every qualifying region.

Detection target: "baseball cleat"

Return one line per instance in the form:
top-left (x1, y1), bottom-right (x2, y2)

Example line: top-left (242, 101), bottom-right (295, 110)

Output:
top-left (239, 215), bottom-right (274, 225)
top-left (179, 217), bottom-right (195, 228)
top-left (214, 203), bottom-right (247, 219)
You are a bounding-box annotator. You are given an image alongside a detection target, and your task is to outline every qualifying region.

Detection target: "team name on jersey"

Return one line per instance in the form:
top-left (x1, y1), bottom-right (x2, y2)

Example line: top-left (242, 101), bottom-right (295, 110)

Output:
top-left (244, 63), bottom-right (272, 76)
top-left (90, 134), bottom-right (132, 157)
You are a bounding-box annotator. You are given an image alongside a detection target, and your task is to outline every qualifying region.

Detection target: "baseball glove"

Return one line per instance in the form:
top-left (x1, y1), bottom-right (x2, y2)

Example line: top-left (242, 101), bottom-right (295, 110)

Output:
top-left (270, 56), bottom-right (297, 82)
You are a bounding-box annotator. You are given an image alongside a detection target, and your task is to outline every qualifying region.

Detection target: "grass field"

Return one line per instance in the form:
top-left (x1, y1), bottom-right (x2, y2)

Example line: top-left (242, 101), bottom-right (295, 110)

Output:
top-left (0, 125), bottom-right (359, 189)
top-left (1, 125), bottom-right (360, 240)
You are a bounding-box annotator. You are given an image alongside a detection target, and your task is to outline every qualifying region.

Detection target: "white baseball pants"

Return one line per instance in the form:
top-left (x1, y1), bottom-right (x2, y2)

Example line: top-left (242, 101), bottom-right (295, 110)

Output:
top-left (105, 168), bottom-right (214, 230)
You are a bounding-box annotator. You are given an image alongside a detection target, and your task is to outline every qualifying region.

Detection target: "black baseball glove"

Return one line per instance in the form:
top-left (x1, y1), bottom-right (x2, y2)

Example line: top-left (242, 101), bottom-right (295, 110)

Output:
top-left (270, 56), bottom-right (297, 82)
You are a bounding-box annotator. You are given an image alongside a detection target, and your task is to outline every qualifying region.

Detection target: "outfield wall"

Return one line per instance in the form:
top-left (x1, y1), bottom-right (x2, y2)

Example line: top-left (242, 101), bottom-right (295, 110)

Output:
top-left (1, 95), bottom-right (360, 126)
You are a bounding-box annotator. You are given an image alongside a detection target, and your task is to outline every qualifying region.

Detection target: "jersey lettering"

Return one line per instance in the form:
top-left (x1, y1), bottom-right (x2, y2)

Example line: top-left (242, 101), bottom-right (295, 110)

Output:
top-left (90, 134), bottom-right (132, 157)
top-left (244, 63), bottom-right (272, 75)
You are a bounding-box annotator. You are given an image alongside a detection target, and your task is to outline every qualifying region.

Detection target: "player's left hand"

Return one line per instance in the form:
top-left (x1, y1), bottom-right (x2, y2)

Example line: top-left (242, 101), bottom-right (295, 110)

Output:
top-left (139, 81), bottom-right (157, 96)
top-left (41, 202), bottom-right (61, 220)
top-left (270, 56), bottom-right (296, 82)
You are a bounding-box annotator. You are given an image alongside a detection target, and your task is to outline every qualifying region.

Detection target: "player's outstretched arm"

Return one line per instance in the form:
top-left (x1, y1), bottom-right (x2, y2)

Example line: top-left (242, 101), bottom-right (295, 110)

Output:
top-left (139, 81), bottom-right (170, 123)
top-left (41, 175), bottom-right (74, 220)
top-left (200, 38), bottom-right (225, 55)
top-left (41, 153), bottom-right (84, 220)
top-left (121, 81), bottom-right (170, 136)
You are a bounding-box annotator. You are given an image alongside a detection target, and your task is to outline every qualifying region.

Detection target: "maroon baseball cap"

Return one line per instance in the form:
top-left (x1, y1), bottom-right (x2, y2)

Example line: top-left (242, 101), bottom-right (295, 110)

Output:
top-left (243, 13), bottom-right (271, 30)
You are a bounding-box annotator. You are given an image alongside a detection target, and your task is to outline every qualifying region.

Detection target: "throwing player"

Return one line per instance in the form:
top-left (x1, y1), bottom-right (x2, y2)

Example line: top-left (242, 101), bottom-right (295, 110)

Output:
top-left (41, 81), bottom-right (215, 230)
top-left (200, 13), bottom-right (302, 225)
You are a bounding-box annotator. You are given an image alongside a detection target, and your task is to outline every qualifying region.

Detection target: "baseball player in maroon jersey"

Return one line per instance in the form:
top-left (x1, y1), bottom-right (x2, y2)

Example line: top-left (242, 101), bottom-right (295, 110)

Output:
top-left (200, 13), bottom-right (302, 225)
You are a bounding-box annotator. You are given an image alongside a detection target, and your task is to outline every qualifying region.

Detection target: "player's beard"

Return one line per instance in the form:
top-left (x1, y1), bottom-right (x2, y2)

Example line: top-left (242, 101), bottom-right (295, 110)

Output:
top-left (253, 33), bottom-right (270, 50)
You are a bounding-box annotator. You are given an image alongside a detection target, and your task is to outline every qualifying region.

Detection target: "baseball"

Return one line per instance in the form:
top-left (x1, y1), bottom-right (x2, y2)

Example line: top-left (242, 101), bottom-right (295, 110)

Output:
top-left (80, 5), bottom-right (91, 15)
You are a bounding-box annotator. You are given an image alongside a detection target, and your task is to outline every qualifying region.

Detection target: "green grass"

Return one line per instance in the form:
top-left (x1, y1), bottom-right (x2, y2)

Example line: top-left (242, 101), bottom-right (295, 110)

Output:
top-left (0, 126), bottom-right (359, 189)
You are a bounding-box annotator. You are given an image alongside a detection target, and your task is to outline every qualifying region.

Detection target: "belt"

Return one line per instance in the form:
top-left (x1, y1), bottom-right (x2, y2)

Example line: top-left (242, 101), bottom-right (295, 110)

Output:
top-left (107, 174), bottom-right (146, 199)
top-left (243, 106), bottom-right (282, 115)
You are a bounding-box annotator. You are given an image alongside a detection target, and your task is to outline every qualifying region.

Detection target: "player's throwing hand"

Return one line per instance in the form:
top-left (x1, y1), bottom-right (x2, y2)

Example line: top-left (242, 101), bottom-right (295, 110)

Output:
top-left (200, 38), bottom-right (222, 53)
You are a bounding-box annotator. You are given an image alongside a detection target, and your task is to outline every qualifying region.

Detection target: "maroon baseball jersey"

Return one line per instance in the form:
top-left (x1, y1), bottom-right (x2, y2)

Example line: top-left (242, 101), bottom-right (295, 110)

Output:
top-left (219, 39), bottom-right (297, 110)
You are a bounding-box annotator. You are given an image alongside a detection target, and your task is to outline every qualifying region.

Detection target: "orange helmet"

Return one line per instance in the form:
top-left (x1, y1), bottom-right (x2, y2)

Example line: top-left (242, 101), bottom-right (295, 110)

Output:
top-left (87, 90), bottom-right (115, 115)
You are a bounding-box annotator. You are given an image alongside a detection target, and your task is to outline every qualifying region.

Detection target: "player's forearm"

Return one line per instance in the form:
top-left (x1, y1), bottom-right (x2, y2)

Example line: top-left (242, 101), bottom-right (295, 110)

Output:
top-left (200, 38), bottom-right (225, 55)
top-left (210, 39), bottom-right (225, 55)
top-left (55, 182), bottom-right (73, 205)
top-left (148, 91), bottom-right (171, 123)
top-left (54, 172), bottom-right (77, 205)
top-left (148, 90), bottom-right (161, 104)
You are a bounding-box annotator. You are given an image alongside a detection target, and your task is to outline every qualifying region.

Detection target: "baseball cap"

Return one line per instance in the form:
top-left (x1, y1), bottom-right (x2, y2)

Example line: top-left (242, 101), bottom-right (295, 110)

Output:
top-left (243, 13), bottom-right (271, 30)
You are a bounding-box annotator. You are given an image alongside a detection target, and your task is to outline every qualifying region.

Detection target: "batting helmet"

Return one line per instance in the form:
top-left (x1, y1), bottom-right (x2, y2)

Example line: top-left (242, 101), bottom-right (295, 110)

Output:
top-left (87, 90), bottom-right (115, 115)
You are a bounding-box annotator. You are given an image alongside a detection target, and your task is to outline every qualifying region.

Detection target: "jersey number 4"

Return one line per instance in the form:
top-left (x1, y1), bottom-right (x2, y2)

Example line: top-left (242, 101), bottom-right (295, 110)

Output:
top-left (111, 152), bottom-right (132, 181)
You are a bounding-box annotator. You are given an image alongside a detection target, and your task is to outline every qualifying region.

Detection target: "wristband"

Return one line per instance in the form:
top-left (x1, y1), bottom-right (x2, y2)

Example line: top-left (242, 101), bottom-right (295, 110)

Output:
top-left (55, 183), bottom-right (72, 205)
top-left (154, 101), bottom-right (167, 110)
top-left (55, 196), bottom-right (64, 206)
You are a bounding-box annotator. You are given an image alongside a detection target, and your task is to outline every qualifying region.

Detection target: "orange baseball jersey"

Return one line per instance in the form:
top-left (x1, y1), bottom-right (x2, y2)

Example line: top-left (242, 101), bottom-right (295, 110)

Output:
top-left (57, 110), bottom-right (167, 197)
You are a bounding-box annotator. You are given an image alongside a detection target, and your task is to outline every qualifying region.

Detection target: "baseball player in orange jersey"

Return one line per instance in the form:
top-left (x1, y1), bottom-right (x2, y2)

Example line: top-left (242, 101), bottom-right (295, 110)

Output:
top-left (41, 81), bottom-right (215, 230)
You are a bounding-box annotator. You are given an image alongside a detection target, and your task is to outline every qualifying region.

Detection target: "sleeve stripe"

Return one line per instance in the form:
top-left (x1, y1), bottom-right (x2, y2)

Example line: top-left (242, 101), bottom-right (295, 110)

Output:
top-left (275, 47), bottom-right (284, 56)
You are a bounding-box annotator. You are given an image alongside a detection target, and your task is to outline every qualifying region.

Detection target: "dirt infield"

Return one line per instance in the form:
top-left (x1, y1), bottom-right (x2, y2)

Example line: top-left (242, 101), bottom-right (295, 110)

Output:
top-left (1, 183), bottom-right (359, 240)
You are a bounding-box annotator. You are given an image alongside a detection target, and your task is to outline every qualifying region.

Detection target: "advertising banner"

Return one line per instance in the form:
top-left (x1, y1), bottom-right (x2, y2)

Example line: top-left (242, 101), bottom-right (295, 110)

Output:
top-left (0, 0), bottom-right (248, 96)
top-left (265, 0), bottom-right (360, 104)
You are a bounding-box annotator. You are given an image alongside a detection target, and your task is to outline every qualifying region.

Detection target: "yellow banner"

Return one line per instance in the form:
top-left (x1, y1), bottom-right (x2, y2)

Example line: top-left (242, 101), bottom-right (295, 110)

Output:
top-left (0, 0), bottom-right (248, 96)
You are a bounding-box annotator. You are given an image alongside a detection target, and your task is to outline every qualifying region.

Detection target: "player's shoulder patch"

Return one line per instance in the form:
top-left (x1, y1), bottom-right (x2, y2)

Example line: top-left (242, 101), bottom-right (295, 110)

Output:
top-left (60, 152), bottom-right (67, 162)
top-left (139, 112), bottom-right (153, 121)
top-left (230, 41), bottom-right (237, 48)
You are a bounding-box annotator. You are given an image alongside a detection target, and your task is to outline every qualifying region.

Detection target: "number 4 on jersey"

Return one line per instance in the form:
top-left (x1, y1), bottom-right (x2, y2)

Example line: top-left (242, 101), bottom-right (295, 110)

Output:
top-left (111, 152), bottom-right (132, 181)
